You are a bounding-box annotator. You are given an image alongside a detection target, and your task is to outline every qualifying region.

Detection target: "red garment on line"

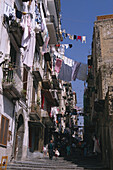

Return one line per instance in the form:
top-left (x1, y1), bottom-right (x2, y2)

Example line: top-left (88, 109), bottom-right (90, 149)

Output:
top-left (77, 36), bottom-right (82, 41)
top-left (56, 44), bottom-right (60, 47)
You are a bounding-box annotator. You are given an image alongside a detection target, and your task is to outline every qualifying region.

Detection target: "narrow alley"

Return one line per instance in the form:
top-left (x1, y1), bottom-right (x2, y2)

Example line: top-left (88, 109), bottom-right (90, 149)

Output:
top-left (0, 0), bottom-right (113, 169)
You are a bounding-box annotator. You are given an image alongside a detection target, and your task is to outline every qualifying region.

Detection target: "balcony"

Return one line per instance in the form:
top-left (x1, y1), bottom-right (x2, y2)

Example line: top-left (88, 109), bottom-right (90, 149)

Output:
top-left (42, 89), bottom-right (55, 106)
top-left (36, 32), bottom-right (44, 47)
top-left (51, 90), bottom-right (59, 106)
top-left (9, 20), bottom-right (23, 52)
top-left (44, 52), bottom-right (51, 61)
top-left (29, 103), bottom-right (41, 120)
top-left (47, 0), bottom-right (59, 27)
top-left (46, 15), bottom-right (57, 45)
top-left (2, 65), bottom-right (22, 100)
top-left (32, 63), bottom-right (44, 81)
top-left (41, 109), bottom-right (54, 126)
top-left (52, 72), bottom-right (60, 89)
top-left (42, 72), bottom-right (52, 89)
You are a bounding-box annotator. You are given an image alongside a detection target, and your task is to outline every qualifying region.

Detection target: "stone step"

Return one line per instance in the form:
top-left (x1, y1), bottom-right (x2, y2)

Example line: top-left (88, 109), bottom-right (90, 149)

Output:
top-left (7, 164), bottom-right (79, 169)
top-left (7, 168), bottom-right (84, 170)
top-left (12, 159), bottom-right (76, 165)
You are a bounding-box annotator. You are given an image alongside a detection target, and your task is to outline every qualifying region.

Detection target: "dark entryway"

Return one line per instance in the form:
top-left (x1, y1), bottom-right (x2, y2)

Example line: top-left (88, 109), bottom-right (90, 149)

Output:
top-left (14, 114), bottom-right (24, 160)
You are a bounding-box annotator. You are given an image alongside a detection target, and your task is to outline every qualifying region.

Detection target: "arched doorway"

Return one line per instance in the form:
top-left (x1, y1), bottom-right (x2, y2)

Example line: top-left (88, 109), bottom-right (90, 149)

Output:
top-left (15, 114), bottom-right (24, 160)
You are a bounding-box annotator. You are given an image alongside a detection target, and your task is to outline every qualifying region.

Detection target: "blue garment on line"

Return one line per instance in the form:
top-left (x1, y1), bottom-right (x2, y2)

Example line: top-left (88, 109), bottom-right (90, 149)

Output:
top-left (58, 61), bottom-right (72, 82)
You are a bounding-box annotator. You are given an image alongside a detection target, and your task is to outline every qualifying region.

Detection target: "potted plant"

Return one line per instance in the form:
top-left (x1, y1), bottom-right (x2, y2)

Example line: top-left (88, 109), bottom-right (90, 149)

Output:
top-left (37, 97), bottom-right (40, 105)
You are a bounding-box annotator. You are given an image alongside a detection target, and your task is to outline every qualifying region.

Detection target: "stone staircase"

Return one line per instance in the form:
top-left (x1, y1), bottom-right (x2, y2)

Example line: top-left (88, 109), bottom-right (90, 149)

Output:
top-left (7, 151), bottom-right (109, 170)
top-left (7, 157), bottom-right (84, 170)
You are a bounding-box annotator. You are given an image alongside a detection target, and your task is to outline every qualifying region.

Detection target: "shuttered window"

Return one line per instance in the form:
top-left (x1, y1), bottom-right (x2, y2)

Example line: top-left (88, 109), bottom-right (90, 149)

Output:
top-left (0, 115), bottom-right (9, 146)
top-left (23, 67), bottom-right (28, 97)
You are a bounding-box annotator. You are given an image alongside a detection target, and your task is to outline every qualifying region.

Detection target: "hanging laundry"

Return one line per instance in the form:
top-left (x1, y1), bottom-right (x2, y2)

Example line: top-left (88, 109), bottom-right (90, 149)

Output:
top-left (71, 61), bottom-right (81, 81)
top-left (10, 8), bottom-right (16, 20)
top-left (69, 44), bottom-right (72, 48)
top-left (16, 10), bottom-right (22, 19)
top-left (65, 33), bottom-right (68, 38)
top-left (35, 4), bottom-right (41, 24)
top-left (64, 56), bottom-right (68, 65)
top-left (22, 1), bottom-right (29, 14)
top-left (61, 29), bottom-right (86, 43)
top-left (22, 0), bottom-right (30, 2)
top-left (42, 35), bottom-right (50, 55)
top-left (74, 35), bottom-right (77, 40)
top-left (56, 44), bottom-right (60, 47)
top-left (82, 36), bottom-right (86, 43)
top-left (58, 45), bottom-right (65, 55)
top-left (21, 14), bottom-right (30, 48)
top-left (77, 36), bottom-right (82, 41)
top-left (55, 58), bottom-right (62, 73)
top-left (77, 63), bottom-right (87, 81)
top-left (4, 3), bottom-right (11, 17)
top-left (40, 2), bottom-right (48, 34)
top-left (62, 32), bottom-right (65, 38)
top-left (62, 29), bottom-right (66, 33)
top-left (69, 35), bottom-right (74, 40)
top-left (23, 31), bottom-right (36, 67)
top-left (60, 37), bottom-right (63, 41)
top-left (64, 44), bottom-right (69, 49)
top-left (58, 61), bottom-right (72, 82)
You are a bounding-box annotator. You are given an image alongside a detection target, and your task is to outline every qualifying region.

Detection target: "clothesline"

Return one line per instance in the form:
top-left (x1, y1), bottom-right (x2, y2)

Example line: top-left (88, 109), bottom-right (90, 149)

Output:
top-left (60, 29), bottom-right (86, 43)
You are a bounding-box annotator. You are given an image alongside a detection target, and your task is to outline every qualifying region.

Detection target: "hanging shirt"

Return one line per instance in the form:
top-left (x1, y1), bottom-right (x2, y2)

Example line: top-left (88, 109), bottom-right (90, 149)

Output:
top-left (4, 3), bottom-right (11, 17)
top-left (64, 44), bottom-right (69, 49)
top-left (58, 61), bottom-right (72, 82)
top-left (41, 35), bottom-right (50, 55)
top-left (55, 58), bottom-right (62, 73)
top-left (71, 61), bottom-right (81, 81)
top-left (23, 31), bottom-right (36, 67)
top-left (74, 35), bottom-right (77, 40)
top-left (77, 63), bottom-right (87, 81)
top-left (82, 36), bottom-right (86, 43)
top-left (77, 36), bottom-right (82, 41)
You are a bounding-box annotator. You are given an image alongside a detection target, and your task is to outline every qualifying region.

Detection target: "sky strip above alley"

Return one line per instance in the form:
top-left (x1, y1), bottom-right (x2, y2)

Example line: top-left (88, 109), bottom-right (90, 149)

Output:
top-left (60, 0), bottom-right (113, 108)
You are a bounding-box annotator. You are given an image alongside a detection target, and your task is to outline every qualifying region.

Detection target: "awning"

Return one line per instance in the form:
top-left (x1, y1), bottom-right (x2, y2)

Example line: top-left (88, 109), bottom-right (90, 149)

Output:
top-left (28, 121), bottom-right (45, 128)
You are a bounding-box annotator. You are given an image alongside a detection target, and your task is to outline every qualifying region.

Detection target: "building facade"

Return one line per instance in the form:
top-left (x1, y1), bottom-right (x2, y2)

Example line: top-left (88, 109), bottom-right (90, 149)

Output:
top-left (84, 14), bottom-right (113, 169)
top-left (0, 0), bottom-right (77, 162)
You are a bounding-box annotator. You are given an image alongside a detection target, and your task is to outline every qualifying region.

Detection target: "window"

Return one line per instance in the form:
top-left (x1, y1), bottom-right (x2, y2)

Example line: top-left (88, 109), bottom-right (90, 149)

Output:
top-left (23, 67), bottom-right (28, 97)
top-left (10, 43), bottom-right (17, 67)
top-left (0, 115), bottom-right (9, 146)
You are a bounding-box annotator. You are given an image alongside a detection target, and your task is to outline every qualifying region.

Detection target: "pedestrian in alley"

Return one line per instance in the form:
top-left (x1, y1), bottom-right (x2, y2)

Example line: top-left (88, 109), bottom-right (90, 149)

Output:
top-left (48, 140), bottom-right (54, 160)
top-left (66, 144), bottom-right (71, 157)
top-left (93, 135), bottom-right (101, 155)
top-left (43, 145), bottom-right (47, 156)
top-left (55, 148), bottom-right (60, 160)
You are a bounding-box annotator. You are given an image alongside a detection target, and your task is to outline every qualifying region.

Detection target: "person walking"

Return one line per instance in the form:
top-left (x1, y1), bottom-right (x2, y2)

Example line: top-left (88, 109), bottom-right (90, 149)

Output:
top-left (93, 135), bottom-right (101, 155)
top-left (55, 148), bottom-right (60, 160)
top-left (48, 140), bottom-right (54, 160)
top-left (66, 144), bottom-right (71, 157)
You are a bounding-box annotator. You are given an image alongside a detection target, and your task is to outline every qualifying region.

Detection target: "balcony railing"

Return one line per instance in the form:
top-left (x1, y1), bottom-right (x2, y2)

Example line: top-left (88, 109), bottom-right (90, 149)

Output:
top-left (9, 20), bottom-right (23, 52)
top-left (32, 62), bottom-right (44, 81)
top-left (29, 103), bottom-right (41, 120)
top-left (2, 64), bottom-right (22, 100)
top-left (46, 15), bottom-right (57, 45)
top-left (42, 71), bottom-right (52, 89)
top-left (51, 90), bottom-right (59, 106)
top-left (52, 71), bottom-right (60, 89)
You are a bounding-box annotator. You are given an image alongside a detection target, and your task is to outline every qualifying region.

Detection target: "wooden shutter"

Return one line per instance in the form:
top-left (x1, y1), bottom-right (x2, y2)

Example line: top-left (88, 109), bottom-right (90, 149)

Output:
top-left (0, 115), bottom-right (9, 146)
top-left (23, 67), bottom-right (28, 96)
top-left (32, 86), bottom-right (35, 104)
